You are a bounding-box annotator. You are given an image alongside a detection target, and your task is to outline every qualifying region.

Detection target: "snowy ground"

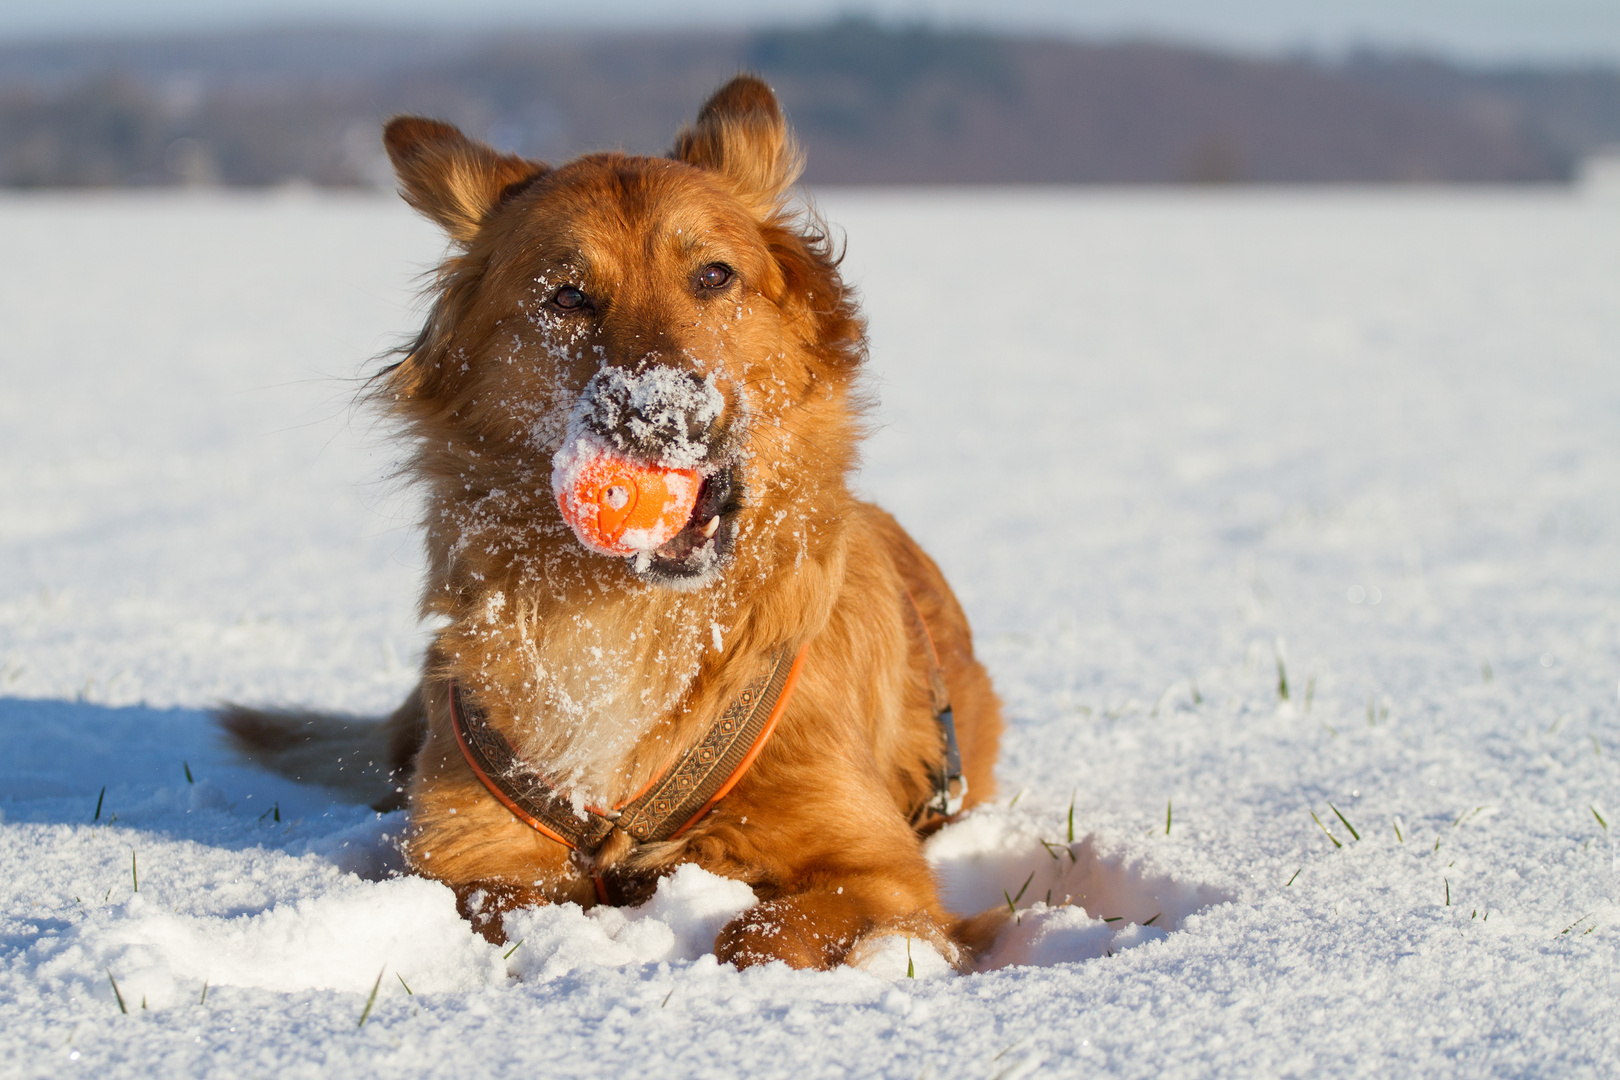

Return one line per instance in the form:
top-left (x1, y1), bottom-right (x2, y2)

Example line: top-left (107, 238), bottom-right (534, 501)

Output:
top-left (2, 186), bottom-right (1618, 1077)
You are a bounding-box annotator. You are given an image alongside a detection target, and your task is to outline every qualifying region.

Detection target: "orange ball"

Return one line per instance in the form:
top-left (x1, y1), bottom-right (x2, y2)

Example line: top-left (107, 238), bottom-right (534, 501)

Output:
top-left (555, 448), bottom-right (701, 557)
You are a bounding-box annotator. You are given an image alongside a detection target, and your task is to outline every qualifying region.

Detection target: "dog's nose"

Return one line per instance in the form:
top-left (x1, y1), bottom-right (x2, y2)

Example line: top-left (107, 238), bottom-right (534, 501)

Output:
top-left (575, 364), bottom-right (725, 467)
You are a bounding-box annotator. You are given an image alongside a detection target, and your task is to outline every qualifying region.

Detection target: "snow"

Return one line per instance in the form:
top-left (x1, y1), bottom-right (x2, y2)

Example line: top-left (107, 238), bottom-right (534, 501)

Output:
top-left (503, 863), bottom-right (761, 980)
top-left (3, 185), bottom-right (1619, 1076)
top-left (569, 362), bottom-right (726, 471)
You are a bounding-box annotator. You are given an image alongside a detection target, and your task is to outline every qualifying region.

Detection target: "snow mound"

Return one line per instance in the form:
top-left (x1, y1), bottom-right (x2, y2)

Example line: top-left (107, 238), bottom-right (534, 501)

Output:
top-left (927, 806), bottom-right (1229, 968)
top-left (497, 810), bottom-right (1224, 981)
top-left (32, 875), bottom-right (504, 1010)
top-left (502, 863), bottom-right (758, 981)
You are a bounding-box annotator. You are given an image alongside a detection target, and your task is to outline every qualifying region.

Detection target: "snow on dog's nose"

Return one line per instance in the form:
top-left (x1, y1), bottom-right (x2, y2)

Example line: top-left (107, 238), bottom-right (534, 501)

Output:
top-left (552, 433), bottom-right (701, 556)
top-left (575, 365), bottom-right (725, 469)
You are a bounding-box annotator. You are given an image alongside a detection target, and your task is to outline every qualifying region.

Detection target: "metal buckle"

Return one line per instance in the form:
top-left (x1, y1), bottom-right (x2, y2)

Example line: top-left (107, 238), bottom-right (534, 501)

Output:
top-left (932, 773), bottom-right (967, 818)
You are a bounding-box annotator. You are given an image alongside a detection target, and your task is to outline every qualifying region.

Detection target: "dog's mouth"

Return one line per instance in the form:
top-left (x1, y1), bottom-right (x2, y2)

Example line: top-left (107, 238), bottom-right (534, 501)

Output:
top-left (630, 462), bottom-right (742, 586)
top-left (548, 363), bottom-right (746, 588)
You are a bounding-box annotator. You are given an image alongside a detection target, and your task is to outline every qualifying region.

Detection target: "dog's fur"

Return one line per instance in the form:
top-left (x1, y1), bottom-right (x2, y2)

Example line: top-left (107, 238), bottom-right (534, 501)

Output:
top-left (222, 76), bottom-right (1004, 970)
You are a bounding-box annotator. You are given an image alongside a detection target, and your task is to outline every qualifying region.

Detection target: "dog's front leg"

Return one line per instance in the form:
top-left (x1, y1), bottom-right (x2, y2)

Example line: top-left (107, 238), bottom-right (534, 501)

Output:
top-left (702, 787), bottom-right (959, 971)
top-left (405, 716), bottom-right (593, 942)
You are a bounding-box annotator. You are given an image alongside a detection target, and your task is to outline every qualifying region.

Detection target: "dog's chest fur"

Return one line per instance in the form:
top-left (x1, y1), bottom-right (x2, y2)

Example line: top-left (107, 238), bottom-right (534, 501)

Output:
top-left (466, 579), bottom-right (734, 806)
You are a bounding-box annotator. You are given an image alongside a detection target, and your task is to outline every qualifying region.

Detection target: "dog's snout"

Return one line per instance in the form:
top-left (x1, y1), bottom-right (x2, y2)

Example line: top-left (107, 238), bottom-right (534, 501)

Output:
top-left (577, 364), bottom-right (726, 466)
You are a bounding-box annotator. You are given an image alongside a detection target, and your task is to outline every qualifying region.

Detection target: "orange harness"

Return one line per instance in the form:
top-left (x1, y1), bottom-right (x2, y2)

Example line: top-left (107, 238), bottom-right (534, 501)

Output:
top-left (449, 592), bottom-right (962, 901)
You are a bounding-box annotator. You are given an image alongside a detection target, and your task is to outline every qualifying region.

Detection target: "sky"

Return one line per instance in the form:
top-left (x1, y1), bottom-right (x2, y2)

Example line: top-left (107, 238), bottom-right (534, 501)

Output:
top-left (2, 0), bottom-right (1620, 66)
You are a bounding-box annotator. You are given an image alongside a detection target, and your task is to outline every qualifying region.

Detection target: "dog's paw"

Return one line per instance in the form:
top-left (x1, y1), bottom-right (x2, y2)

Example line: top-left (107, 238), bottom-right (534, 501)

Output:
top-left (713, 897), bottom-right (854, 970)
top-left (951, 906), bottom-right (1014, 958)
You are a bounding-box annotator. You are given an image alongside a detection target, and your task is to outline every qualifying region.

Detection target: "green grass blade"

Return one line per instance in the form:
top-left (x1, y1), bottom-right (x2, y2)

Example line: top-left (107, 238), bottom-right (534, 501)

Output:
top-left (1011, 871), bottom-right (1035, 905)
top-left (1560, 912), bottom-right (1595, 935)
top-left (1327, 802), bottom-right (1360, 841)
top-left (107, 970), bottom-right (127, 1014)
top-left (93, 787), bottom-right (106, 823)
top-left (992, 1039), bottom-right (1025, 1062)
top-left (357, 967), bottom-right (385, 1028)
top-left (1309, 809), bottom-right (1342, 848)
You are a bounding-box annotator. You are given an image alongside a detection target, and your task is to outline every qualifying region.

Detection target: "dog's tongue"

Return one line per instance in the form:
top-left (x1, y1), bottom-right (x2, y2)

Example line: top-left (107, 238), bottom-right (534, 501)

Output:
top-left (552, 435), bottom-right (701, 557)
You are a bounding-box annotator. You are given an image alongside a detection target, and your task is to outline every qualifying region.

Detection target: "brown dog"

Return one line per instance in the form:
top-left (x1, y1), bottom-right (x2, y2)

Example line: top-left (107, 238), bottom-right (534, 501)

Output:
top-left (223, 75), bottom-right (1003, 971)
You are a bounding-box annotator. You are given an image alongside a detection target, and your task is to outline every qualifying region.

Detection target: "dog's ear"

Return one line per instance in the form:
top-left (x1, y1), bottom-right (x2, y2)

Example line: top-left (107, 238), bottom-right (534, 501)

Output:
top-left (672, 75), bottom-right (803, 219)
top-left (383, 117), bottom-right (544, 244)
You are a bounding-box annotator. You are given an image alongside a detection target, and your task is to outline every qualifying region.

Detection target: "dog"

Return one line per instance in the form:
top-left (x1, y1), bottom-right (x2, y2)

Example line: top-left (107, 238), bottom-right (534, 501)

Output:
top-left (222, 75), bottom-right (1004, 971)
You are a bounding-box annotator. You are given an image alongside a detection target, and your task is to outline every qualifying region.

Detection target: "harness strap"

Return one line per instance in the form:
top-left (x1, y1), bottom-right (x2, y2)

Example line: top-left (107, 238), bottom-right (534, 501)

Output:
top-left (902, 588), bottom-right (967, 822)
top-left (450, 644), bottom-right (806, 856)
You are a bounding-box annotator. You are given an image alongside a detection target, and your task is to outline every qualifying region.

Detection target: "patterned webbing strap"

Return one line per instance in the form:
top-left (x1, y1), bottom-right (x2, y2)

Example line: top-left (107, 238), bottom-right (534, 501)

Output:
top-left (902, 589), bottom-right (967, 821)
top-left (449, 644), bottom-right (806, 854)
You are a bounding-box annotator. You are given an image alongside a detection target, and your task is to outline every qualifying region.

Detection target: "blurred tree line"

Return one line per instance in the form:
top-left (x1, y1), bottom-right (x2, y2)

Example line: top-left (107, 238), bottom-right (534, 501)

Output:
top-left (2, 18), bottom-right (1617, 187)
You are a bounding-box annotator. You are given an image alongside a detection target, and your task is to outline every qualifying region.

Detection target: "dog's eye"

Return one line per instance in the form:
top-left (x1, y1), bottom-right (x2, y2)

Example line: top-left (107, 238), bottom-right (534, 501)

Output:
top-left (551, 286), bottom-right (588, 311)
top-left (696, 264), bottom-right (733, 291)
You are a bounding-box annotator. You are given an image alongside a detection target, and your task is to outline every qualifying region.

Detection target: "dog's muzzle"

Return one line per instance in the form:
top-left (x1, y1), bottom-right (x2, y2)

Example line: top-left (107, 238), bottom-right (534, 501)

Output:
top-left (575, 365), bottom-right (726, 468)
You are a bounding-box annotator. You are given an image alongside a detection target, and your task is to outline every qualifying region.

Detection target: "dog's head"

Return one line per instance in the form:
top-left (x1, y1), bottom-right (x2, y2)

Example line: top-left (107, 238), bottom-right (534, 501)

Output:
top-left (377, 76), bottom-right (866, 596)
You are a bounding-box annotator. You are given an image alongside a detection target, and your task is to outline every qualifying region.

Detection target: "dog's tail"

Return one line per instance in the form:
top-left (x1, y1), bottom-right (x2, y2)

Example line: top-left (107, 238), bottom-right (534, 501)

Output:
top-left (216, 687), bottom-right (427, 812)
